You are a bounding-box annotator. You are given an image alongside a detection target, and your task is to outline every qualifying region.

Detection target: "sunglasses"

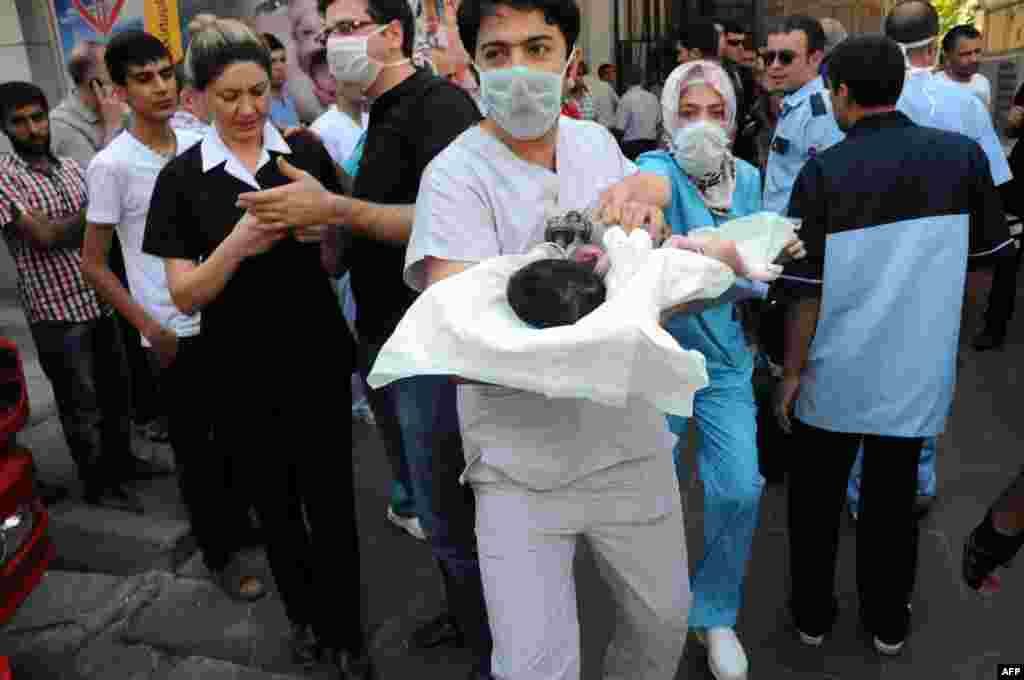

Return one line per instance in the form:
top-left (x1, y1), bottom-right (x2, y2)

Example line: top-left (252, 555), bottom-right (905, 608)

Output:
top-left (762, 49), bottom-right (797, 66)
top-left (726, 38), bottom-right (745, 47)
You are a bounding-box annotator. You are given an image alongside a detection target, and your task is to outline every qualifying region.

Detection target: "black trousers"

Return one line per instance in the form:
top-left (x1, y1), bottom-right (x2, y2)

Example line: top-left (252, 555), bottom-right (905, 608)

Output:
top-left (30, 313), bottom-right (134, 491)
top-left (220, 365), bottom-right (366, 654)
top-left (620, 139), bottom-right (659, 161)
top-left (157, 335), bottom-right (248, 572)
top-left (787, 418), bottom-right (923, 643)
top-left (980, 182), bottom-right (1024, 336)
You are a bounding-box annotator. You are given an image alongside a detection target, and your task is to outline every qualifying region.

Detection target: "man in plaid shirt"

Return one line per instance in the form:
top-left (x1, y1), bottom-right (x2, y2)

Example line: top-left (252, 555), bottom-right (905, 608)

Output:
top-left (0, 81), bottom-right (160, 512)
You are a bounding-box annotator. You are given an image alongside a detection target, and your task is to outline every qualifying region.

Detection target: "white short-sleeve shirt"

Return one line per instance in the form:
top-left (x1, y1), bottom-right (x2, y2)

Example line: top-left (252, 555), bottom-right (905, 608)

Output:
top-left (937, 71), bottom-right (992, 110)
top-left (310, 106), bottom-right (370, 167)
top-left (86, 129), bottom-right (203, 343)
top-left (405, 117), bottom-right (677, 492)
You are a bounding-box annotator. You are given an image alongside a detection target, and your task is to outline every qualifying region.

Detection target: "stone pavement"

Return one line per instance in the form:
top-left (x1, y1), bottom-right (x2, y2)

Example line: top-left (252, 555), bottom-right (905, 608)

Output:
top-left (0, 270), bottom-right (1022, 680)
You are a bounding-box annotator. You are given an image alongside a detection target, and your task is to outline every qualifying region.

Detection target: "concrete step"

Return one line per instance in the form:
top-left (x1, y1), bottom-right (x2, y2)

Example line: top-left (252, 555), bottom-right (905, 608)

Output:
top-left (4, 570), bottom-right (323, 680)
top-left (47, 503), bottom-right (195, 576)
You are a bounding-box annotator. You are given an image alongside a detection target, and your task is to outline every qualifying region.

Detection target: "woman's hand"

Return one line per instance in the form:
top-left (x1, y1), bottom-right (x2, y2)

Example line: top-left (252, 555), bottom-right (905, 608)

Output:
top-left (1007, 105), bottom-right (1023, 131)
top-left (224, 211), bottom-right (288, 259)
top-left (773, 237), bottom-right (806, 265)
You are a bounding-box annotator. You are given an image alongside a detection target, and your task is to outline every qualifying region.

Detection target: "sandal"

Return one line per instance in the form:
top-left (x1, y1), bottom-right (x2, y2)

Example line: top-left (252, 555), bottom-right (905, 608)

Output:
top-left (962, 512), bottom-right (1024, 593)
top-left (214, 558), bottom-right (267, 602)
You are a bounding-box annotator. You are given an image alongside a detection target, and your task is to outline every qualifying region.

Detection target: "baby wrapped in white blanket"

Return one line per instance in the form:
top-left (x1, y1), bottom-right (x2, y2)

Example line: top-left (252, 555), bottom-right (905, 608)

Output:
top-left (367, 212), bottom-right (796, 417)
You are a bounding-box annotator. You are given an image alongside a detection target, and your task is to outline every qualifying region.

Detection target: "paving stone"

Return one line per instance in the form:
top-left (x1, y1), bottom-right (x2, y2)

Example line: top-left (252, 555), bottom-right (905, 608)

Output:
top-left (74, 639), bottom-right (166, 680)
top-left (119, 572), bottom-right (254, 667)
top-left (48, 503), bottom-right (195, 575)
top-left (163, 656), bottom-right (307, 680)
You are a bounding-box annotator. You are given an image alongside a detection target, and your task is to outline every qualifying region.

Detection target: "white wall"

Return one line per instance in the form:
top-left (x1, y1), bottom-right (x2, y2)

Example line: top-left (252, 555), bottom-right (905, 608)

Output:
top-left (580, 0), bottom-right (615, 71)
top-left (0, 0), bottom-right (33, 85)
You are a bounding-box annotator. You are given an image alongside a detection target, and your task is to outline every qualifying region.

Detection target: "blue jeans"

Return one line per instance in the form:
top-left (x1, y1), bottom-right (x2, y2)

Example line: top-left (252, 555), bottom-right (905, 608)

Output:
top-left (666, 375), bottom-right (764, 628)
top-left (848, 437), bottom-right (937, 510)
top-left (393, 375), bottom-right (493, 665)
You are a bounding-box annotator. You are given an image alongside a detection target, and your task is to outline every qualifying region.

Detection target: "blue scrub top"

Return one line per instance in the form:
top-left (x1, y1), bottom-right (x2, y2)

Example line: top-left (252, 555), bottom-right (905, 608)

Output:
top-left (637, 150), bottom-right (763, 381)
top-left (342, 130), bottom-right (367, 177)
top-left (269, 93), bottom-right (301, 129)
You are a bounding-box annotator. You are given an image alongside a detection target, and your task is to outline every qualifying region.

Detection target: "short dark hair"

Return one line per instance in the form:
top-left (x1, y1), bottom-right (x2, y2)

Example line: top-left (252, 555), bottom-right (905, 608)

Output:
top-left (719, 19), bottom-right (748, 35)
top-left (67, 40), bottom-right (104, 86)
top-left (185, 18), bottom-right (272, 91)
top-left (262, 32), bottom-right (286, 52)
top-left (319, 0), bottom-right (415, 58)
top-left (105, 31), bottom-right (172, 86)
top-left (770, 14), bottom-right (827, 54)
top-left (458, 0), bottom-right (581, 59)
top-left (942, 24), bottom-right (982, 53)
top-left (678, 19), bottom-right (720, 57)
top-left (884, 1), bottom-right (940, 45)
top-left (507, 259), bottom-right (606, 329)
top-left (827, 34), bottom-right (906, 108)
top-left (0, 81), bottom-right (49, 126)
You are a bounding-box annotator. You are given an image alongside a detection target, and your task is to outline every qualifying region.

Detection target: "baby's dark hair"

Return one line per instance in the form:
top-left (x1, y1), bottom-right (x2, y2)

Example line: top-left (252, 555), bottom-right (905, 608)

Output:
top-left (507, 259), bottom-right (607, 329)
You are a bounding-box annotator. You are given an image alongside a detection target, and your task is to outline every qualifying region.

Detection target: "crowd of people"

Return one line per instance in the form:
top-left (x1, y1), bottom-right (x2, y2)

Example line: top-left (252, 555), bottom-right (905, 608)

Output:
top-left (1, 1), bottom-right (1023, 679)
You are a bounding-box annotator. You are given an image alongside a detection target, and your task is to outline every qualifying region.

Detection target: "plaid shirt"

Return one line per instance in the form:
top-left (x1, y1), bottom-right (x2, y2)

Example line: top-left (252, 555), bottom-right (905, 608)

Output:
top-left (0, 152), bottom-right (104, 324)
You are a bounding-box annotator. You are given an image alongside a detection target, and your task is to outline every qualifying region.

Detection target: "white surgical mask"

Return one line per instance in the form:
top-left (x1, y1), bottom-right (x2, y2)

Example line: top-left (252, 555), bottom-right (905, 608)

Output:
top-left (671, 120), bottom-right (730, 180)
top-left (327, 26), bottom-right (409, 91)
top-left (477, 48), bottom-right (573, 141)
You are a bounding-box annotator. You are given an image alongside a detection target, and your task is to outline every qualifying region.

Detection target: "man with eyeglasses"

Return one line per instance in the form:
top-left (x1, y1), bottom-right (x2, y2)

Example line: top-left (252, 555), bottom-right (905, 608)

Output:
top-left (235, 0), bottom-right (493, 676)
top-left (761, 14), bottom-right (844, 215)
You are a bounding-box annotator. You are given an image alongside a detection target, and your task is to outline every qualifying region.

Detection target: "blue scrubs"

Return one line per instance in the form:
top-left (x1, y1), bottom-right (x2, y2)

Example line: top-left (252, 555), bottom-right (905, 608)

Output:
top-left (638, 150), bottom-right (765, 629)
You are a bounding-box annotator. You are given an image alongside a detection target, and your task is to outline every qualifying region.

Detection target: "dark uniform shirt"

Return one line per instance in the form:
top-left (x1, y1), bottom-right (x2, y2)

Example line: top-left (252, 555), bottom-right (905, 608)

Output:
top-left (779, 111), bottom-right (1011, 437)
top-left (143, 124), bottom-right (355, 390)
top-left (350, 68), bottom-right (483, 347)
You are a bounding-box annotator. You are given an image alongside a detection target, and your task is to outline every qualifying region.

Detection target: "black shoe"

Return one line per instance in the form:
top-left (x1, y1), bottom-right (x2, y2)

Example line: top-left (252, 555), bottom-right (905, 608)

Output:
top-left (972, 328), bottom-right (1005, 351)
top-left (290, 623), bottom-right (318, 665)
top-left (320, 647), bottom-right (377, 680)
top-left (35, 480), bottom-right (70, 506)
top-left (914, 494), bottom-right (935, 519)
top-left (466, 662), bottom-right (494, 679)
top-left (84, 483), bottom-right (145, 514)
top-left (120, 455), bottom-right (175, 481)
top-left (410, 612), bottom-right (463, 649)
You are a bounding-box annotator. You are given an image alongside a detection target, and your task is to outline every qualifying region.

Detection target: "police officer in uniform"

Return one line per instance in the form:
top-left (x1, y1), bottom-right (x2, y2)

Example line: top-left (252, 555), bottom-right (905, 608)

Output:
top-left (762, 15), bottom-right (844, 215)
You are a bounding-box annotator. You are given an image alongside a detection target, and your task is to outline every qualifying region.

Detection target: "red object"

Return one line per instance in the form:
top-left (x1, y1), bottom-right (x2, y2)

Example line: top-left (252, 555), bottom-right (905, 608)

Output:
top-left (0, 337), bottom-right (53, 627)
top-left (0, 656), bottom-right (10, 679)
top-left (562, 101), bottom-right (582, 119)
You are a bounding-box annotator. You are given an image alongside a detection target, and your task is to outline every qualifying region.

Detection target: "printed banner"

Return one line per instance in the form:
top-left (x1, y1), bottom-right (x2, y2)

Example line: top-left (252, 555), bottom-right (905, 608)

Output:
top-left (145, 0), bottom-right (183, 61)
top-left (50, 0), bottom-right (183, 66)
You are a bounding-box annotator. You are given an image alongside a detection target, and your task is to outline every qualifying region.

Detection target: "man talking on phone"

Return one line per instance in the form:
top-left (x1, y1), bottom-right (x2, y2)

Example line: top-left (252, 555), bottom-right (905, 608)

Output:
top-left (50, 41), bottom-right (127, 169)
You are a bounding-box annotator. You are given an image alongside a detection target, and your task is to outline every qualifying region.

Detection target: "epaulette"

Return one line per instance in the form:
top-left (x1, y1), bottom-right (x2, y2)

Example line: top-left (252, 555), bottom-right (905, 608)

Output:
top-left (809, 92), bottom-right (827, 117)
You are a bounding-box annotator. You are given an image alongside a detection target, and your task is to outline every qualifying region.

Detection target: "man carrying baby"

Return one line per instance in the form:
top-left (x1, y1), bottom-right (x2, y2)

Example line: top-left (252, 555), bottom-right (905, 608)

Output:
top-left (402, 0), bottom-right (790, 677)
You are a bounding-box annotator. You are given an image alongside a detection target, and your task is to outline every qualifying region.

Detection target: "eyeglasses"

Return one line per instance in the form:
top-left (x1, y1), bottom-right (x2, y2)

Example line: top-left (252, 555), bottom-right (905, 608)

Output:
top-left (761, 49), bottom-right (797, 66)
top-left (319, 19), bottom-right (379, 42)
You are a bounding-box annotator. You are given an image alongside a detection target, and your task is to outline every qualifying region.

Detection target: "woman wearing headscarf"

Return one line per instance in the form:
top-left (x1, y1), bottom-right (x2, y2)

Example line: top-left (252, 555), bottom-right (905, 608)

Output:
top-left (602, 60), bottom-right (765, 680)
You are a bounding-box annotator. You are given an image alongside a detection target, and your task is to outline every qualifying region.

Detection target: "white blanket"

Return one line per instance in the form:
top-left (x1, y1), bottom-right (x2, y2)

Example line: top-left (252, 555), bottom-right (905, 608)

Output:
top-left (368, 217), bottom-right (795, 416)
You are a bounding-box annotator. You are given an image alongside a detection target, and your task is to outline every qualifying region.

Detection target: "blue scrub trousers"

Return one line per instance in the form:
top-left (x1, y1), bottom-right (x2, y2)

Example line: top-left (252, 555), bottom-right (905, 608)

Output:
top-left (666, 372), bottom-right (764, 629)
top-left (848, 437), bottom-right (937, 511)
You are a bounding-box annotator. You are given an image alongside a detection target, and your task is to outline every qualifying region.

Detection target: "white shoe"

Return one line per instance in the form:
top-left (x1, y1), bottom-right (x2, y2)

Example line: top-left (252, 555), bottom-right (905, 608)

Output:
top-left (387, 505), bottom-right (426, 540)
top-left (797, 629), bottom-right (825, 647)
top-left (873, 636), bottom-right (905, 656)
top-left (695, 628), bottom-right (749, 680)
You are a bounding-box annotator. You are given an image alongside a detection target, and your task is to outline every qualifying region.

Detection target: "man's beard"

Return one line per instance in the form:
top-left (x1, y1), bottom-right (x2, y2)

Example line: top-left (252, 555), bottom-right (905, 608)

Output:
top-left (8, 133), bottom-right (50, 159)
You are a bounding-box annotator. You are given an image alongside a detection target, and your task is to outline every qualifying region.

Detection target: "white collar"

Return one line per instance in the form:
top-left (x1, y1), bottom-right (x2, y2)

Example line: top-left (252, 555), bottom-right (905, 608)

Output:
top-left (201, 121), bottom-right (291, 189)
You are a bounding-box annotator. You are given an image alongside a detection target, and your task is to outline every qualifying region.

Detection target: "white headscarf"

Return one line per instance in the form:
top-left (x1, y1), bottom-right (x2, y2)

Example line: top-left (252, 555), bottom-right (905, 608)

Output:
top-left (661, 60), bottom-right (738, 139)
top-left (661, 60), bottom-right (739, 215)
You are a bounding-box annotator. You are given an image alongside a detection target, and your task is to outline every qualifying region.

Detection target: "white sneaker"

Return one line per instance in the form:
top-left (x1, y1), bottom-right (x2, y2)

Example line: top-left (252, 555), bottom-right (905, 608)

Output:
top-left (695, 628), bottom-right (749, 680)
top-left (387, 505), bottom-right (426, 540)
top-left (873, 636), bottom-right (905, 656)
top-left (797, 629), bottom-right (825, 647)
